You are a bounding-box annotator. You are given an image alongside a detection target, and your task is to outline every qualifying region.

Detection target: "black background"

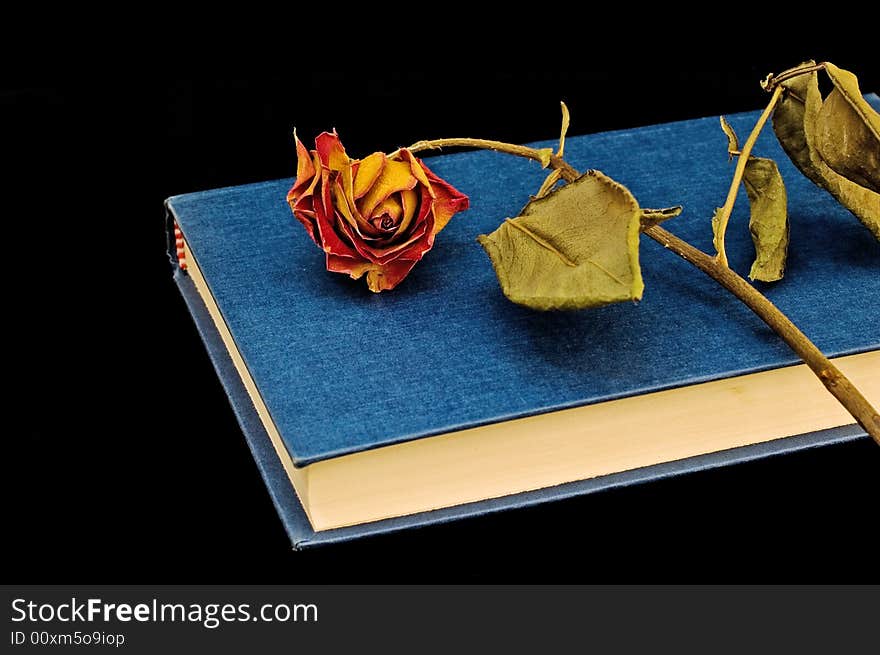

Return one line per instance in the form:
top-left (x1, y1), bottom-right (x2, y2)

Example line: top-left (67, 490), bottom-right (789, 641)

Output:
top-left (6, 46), bottom-right (878, 582)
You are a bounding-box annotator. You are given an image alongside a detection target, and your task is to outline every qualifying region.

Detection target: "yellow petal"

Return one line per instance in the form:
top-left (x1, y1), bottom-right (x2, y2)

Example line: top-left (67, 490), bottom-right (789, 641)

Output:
top-left (373, 196), bottom-right (403, 222)
top-left (397, 188), bottom-right (419, 234)
top-left (401, 150), bottom-right (433, 193)
top-left (305, 152), bottom-right (322, 195)
top-left (358, 159), bottom-right (417, 217)
top-left (354, 153), bottom-right (386, 199)
top-left (334, 168), bottom-right (382, 238)
top-left (333, 179), bottom-right (358, 228)
top-left (293, 129), bottom-right (315, 185)
top-left (315, 131), bottom-right (350, 171)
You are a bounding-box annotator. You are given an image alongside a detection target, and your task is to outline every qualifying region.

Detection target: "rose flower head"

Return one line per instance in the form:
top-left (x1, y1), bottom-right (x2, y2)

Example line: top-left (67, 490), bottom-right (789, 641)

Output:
top-left (287, 131), bottom-right (469, 292)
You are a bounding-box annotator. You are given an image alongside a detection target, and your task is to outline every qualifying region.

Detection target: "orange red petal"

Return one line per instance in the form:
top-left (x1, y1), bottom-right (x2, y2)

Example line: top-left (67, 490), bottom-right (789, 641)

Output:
top-left (315, 131), bottom-right (350, 171)
top-left (420, 159), bottom-right (469, 234)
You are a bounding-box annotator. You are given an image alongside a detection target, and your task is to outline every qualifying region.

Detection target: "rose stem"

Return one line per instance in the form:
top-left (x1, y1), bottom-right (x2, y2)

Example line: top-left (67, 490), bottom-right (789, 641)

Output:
top-left (642, 223), bottom-right (880, 447)
top-left (406, 138), bottom-right (880, 445)
top-left (762, 61), bottom-right (826, 90)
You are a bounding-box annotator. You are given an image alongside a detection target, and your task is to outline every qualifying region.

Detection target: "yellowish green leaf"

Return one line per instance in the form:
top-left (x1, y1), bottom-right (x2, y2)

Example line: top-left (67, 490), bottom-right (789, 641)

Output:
top-left (711, 207), bottom-right (724, 256)
top-left (720, 115), bottom-right (740, 160)
top-left (816, 62), bottom-right (880, 194)
top-left (477, 170), bottom-right (643, 311)
top-left (716, 118), bottom-right (789, 281)
top-left (772, 61), bottom-right (880, 239)
top-left (640, 206), bottom-right (683, 229)
top-left (743, 157), bottom-right (789, 281)
top-left (558, 101), bottom-right (570, 157)
top-left (824, 63), bottom-right (880, 140)
top-left (772, 62), bottom-right (819, 178)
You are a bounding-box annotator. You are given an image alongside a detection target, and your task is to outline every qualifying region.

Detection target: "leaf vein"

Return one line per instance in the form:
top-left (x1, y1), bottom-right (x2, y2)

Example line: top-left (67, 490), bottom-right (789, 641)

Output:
top-left (585, 259), bottom-right (627, 287)
top-left (503, 219), bottom-right (577, 267)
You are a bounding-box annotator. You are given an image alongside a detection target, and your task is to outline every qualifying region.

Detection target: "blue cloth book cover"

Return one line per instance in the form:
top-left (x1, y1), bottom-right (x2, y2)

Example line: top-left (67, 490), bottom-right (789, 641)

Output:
top-left (167, 97), bottom-right (879, 548)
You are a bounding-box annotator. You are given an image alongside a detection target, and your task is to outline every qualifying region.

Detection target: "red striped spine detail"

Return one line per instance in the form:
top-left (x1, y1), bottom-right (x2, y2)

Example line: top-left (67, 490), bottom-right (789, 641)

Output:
top-left (174, 222), bottom-right (187, 271)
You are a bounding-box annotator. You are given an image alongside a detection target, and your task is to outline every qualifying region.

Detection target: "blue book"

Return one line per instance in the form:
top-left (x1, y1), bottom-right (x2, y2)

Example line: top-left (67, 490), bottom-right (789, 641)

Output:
top-left (167, 97), bottom-right (880, 548)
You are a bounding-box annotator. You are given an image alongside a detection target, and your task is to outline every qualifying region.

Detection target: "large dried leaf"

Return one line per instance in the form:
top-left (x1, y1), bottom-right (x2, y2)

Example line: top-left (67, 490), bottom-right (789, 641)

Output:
top-left (772, 63), bottom-right (819, 180)
top-left (477, 170), bottom-right (643, 311)
top-left (772, 61), bottom-right (880, 239)
top-left (744, 157), bottom-right (789, 281)
top-left (816, 63), bottom-right (880, 194)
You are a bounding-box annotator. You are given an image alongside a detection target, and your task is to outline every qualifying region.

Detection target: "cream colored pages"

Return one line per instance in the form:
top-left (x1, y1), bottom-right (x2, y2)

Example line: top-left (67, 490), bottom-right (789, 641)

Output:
top-left (185, 241), bottom-right (880, 532)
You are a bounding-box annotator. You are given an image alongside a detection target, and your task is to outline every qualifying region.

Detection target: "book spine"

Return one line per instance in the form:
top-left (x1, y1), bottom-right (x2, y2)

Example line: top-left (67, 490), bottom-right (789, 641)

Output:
top-left (164, 202), bottom-right (188, 274)
top-left (173, 222), bottom-right (187, 271)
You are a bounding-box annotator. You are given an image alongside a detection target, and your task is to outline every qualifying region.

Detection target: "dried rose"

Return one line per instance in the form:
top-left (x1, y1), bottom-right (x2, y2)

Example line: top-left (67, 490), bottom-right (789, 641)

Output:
top-left (287, 131), bottom-right (469, 292)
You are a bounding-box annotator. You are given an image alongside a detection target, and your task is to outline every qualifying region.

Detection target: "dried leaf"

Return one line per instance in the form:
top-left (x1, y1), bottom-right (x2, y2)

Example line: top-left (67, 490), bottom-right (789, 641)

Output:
top-left (640, 206), bottom-right (683, 229)
top-left (816, 62), bottom-right (880, 194)
top-left (772, 61), bottom-right (880, 239)
top-left (711, 207), bottom-right (724, 256)
top-left (720, 115), bottom-right (740, 160)
top-left (717, 119), bottom-right (789, 281)
top-left (772, 62), bottom-right (819, 178)
top-left (558, 101), bottom-right (570, 157)
top-left (743, 157), bottom-right (789, 281)
top-left (477, 170), bottom-right (643, 311)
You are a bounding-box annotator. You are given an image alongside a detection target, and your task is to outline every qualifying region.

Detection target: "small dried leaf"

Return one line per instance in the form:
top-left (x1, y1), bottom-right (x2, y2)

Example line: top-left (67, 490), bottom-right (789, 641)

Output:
top-left (711, 207), bottom-right (724, 256)
top-left (772, 61), bottom-right (880, 239)
top-left (720, 115), bottom-right (740, 160)
top-left (816, 63), bottom-right (880, 194)
top-left (478, 170), bottom-right (643, 311)
top-left (716, 119), bottom-right (789, 281)
top-left (640, 206), bottom-right (683, 229)
top-left (743, 157), bottom-right (789, 281)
